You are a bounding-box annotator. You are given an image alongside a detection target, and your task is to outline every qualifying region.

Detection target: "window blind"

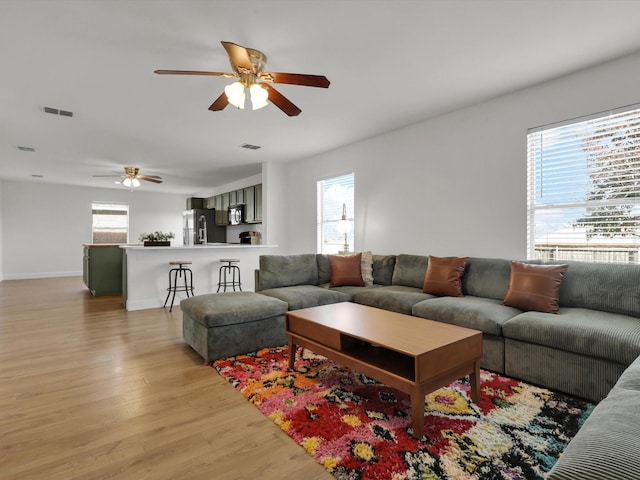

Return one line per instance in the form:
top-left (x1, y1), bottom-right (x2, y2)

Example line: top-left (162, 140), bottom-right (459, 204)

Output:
top-left (92, 202), bottom-right (129, 244)
top-left (316, 172), bottom-right (355, 254)
top-left (527, 104), bottom-right (640, 264)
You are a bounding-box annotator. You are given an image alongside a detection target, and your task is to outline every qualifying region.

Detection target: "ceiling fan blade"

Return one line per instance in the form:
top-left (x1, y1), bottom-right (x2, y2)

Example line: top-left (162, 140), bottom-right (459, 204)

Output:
top-left (154, 69), bottom-right (234, 77)
top-left (221, 41), bottom-right (255, 75)
top-left (263, 84), bottom-right (301, 117)
top-left (209, 92), bottom-right (229, 111)
top-left (139, 176), bottom-right (163, 184)
top-left (260, 72), bottom-right (330, 88)
top-left (140, 175), bottom-right (162, 179)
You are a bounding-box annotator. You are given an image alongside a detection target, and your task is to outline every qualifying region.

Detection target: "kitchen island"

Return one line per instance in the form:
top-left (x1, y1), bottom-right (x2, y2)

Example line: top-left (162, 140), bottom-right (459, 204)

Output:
top-left (121, 243), bottom-right (279, 311)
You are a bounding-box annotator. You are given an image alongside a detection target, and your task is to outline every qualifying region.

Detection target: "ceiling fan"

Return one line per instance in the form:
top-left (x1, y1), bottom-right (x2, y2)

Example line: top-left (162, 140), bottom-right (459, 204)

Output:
top-left (155, 41), bottom-right (330, 116)
top-left (93, 166), bottom-right (163, 189)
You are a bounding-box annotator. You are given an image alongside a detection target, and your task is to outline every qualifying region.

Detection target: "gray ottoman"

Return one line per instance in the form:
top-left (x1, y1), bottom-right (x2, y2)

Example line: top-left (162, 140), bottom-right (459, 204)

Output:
top-left (181, 292), bottom-right (289, 362)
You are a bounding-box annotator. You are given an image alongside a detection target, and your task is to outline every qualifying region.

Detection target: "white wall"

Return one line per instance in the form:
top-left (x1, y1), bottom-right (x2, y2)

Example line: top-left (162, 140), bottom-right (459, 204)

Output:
top-left (1, 180), bottom-right (185, 279)
top-left (286, 51), bottom-right (640, 259)
top-left (0, 181), bottom-right (3, 281)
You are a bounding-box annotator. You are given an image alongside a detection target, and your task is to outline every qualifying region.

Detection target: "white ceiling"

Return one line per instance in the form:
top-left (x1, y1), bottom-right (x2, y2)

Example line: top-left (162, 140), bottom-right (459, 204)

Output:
top-left (2, 0), bottom-right (640, 195)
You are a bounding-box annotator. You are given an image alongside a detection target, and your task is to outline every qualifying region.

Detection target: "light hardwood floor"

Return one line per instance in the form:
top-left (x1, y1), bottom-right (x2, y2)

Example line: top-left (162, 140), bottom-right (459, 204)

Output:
top-left (0, 277), bottom-right (332, 480)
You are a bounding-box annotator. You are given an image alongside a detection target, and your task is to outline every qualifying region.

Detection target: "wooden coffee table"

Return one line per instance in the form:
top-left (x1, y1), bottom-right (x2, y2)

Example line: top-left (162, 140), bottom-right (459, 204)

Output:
top-left (286, 302), bottom-right (483, 439)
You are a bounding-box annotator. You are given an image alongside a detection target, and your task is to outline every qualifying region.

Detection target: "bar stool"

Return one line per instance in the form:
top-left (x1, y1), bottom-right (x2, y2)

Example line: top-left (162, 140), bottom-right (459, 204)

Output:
top-left (217, 258), bottom-right (242, 292)
top-left (164, 260), bottom-right (194, 312)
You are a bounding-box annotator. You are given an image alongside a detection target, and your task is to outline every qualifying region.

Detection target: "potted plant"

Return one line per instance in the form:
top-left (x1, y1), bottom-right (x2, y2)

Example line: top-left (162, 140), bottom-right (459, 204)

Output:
top-left (139, 231), bottom-right (175, 247)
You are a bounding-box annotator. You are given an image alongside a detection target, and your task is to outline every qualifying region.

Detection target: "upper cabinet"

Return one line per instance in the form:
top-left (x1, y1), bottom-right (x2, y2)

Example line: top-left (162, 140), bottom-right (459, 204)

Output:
top-left (244, 183), bottom-right (262, 223)
top-left (186, 197), bottom-right (206, 209)
top-left (254, 184), bottom-right (262, 223)
top-left (214, 193), bottom-right (230, 226)
top-left (244, 186), bottom-right (255, 223)
top-left (235, 188), bottom-right (245, 206)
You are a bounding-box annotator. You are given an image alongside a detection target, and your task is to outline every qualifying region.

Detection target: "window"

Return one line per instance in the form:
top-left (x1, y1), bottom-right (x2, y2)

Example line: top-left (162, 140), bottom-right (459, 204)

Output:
top-left (91, 202), bottom-right (129, 244)
top-left (317, 172), bottom-right (355, 254)
top-left (527, 104), bottom-right (640, 264)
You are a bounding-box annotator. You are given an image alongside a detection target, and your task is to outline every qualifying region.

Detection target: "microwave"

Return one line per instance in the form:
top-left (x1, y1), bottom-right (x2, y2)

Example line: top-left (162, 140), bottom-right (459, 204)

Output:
top-left (229, 205), bottom-right (244, 225)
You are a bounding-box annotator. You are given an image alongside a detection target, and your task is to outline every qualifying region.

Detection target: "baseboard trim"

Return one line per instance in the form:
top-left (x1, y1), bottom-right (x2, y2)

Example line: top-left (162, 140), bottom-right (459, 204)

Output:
top-left (3, 271), bottom-right (83, 281)
top-left (126, 298), bottom-right (164, 311)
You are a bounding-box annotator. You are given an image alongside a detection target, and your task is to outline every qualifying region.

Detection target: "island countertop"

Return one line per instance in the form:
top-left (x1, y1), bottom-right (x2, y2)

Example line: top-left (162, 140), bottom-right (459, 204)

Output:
top-left (122, 243), bottom-right (280, 311)
top-left (120, 243), bottom-right (277, 250)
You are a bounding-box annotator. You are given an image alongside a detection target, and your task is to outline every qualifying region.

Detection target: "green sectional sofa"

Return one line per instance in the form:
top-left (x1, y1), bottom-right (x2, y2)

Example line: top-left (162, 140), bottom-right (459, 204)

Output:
top-left (256, 253), bottom-right (640, 403)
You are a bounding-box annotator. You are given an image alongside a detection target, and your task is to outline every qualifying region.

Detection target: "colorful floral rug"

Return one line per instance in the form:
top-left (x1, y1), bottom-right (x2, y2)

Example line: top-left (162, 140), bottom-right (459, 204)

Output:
top-left (213, 346), bottom-right (594, 480)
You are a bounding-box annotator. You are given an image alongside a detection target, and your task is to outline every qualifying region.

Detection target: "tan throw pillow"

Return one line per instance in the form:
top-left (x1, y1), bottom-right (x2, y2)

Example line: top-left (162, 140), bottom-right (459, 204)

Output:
top-left (422, 256), bottom-right (468, 297)
top-left (328, 253), bottom-right (365, 287)
top-left (360, 251), bottom-right (374, 287)
top-left (503, 262), bottom-right (568, 313)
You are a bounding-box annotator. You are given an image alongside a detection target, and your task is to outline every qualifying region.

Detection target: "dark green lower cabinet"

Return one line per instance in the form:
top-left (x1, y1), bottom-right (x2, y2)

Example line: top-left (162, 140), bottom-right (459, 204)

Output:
top-left (83, 245), bottom-right (123, 296)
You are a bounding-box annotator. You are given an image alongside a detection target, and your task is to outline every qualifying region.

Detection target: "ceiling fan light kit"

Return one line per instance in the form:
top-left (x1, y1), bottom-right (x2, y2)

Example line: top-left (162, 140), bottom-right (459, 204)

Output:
top-left (155, 41), bottom-right (330, 116)
top-left (122, 177), bottom-right (140, 188)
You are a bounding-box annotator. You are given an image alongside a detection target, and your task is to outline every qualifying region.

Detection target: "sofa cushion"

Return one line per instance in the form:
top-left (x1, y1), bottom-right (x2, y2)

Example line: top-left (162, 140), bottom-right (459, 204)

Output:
top-left (352, 285), bottom-right (434, 315)
top-left (320, 283), bottom-right (381, 296)
top-left (372, 254), bottom-right (396, 286)
top-left (391, 254), bottom-right (429, 288)
top-left (422, 256), bottom-right (468, 297)
top-left (502, 307), bottom-right (640, 365)
top-left (614, 355), bottom-right (640, 391)
top-left (317, 254), bottom-right (331, 285)
top-left (551, 260), bottom-right (640, 318)
top-left (259, 285), bottom-right (351, 310)
top-left (259, 254), bottom-right (318, 290)
top-left (180, 292), bottom-right (288, 328)
top-left (546, 387), bottom-right (640, 480)
top-left (328, 253), bottom-right (365, 287)
top-left (503, 262), bottom-right (568, 313)
top-left (412, 296), bottom-right (521, 336)
top-left (462, 257), bottom-right (513, 300)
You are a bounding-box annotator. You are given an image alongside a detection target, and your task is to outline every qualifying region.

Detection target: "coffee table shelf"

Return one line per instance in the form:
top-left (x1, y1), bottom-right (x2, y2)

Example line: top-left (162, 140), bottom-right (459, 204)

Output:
top-left (339, 336), bottom-right (415, 380)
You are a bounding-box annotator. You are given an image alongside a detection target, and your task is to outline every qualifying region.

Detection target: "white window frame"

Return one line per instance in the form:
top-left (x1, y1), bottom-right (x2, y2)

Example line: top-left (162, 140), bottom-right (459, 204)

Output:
top-left (527, 103), bottom-right (640, 264)
top-left (91, 202), bottom-right (129, 244)
top-left (317, 172), bottom-right (355, 254)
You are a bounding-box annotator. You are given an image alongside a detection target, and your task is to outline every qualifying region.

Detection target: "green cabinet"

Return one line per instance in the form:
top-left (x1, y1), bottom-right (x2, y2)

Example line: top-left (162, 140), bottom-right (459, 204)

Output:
top-left (186, 197), bottom-right (205, 209)
top-left (214, 193), bottom-right (230, 225)
top-left (244, 184), bottom-right (262, 223)
top-left (254, 184), bottom-right (262, 222)
top-left (244, 186), bottom-right (255, 223)
top-left (235, 188), bottom-right (245, 205)
top-left (83, 245), bottom-right (123, 296)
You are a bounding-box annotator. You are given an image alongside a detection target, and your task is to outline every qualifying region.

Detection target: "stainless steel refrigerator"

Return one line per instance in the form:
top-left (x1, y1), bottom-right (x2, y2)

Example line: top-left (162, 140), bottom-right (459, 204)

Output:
top-left (183, 209), bottom-right (226, 245)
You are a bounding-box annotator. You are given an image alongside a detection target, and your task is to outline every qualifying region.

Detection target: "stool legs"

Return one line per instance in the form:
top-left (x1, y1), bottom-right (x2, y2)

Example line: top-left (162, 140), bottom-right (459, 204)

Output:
top-left (217, 263), bottom-right (242, 292)
top-left (164, 265), bottom-right (194, 312)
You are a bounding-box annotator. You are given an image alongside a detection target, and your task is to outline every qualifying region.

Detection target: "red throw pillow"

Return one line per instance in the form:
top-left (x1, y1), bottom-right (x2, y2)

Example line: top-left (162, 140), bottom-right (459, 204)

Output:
top-left (422, 256), bottom-right (468, 297)
top-left (503, 262), bottom-right (568, 313)
top-left (328, 253), bottom-right (365, 287)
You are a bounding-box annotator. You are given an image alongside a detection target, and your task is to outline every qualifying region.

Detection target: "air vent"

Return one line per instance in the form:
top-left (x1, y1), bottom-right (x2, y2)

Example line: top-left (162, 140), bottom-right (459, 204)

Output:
top-left (42, 106), bottom-right (74, 117)
top-left (31, 174), bottom-right (44, 178)
top-left (18, 146), bottom-right (35, 152)
top-left (241, 143), bottom-right (261, 150)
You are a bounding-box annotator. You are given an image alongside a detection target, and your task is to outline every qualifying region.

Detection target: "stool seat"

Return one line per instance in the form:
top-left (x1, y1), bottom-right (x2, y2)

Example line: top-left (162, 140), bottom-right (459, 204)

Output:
top-left (164, 261), bottom-right (194, 312)
top-left (217, 259), bottom-right (242, 292)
